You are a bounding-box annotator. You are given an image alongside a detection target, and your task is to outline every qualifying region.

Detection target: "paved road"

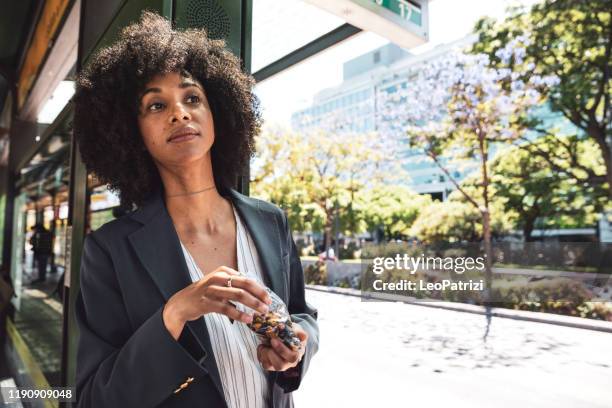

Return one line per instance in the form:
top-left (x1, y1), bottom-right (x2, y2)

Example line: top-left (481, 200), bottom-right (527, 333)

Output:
top-left (293, 290), bottom-right (612, 408)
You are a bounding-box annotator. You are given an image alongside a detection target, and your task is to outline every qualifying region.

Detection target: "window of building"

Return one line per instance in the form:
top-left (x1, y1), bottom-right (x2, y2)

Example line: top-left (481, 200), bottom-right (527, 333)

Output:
top-left (373, 50), bottom-right (381, 63)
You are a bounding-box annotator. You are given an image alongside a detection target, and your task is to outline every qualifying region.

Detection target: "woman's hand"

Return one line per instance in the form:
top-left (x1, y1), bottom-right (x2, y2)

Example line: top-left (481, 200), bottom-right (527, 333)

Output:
top-left (163, 266), bottom-right (272, 340)
top-left (257, 322), bottom-right (308, 371)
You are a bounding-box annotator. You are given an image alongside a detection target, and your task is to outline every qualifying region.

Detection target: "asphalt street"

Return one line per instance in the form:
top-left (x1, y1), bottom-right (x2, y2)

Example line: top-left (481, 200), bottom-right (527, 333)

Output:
top-left (293, 289), bottom-right (612, 408)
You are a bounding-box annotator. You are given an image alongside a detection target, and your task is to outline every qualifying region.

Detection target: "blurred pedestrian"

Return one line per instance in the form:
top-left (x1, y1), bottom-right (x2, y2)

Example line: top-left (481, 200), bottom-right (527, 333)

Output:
top-left (29, 223), bottom-right (53, 283)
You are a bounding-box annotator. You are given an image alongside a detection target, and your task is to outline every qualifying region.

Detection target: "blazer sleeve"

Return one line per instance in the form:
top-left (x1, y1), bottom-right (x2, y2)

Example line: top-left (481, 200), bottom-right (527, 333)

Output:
top-left (74, 233), bottom-right (207, 407)
top-left (274, 210), bottom-right (320, 393)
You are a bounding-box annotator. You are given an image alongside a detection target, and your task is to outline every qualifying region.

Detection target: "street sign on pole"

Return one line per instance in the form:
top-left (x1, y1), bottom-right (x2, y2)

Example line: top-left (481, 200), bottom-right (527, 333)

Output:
top-left (305, 0), bottom-right (429, 49)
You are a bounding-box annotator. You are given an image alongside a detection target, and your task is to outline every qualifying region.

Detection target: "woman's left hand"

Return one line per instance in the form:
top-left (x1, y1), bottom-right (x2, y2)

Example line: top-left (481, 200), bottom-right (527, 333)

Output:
top-left (257, 322), bottom-right (308, 371)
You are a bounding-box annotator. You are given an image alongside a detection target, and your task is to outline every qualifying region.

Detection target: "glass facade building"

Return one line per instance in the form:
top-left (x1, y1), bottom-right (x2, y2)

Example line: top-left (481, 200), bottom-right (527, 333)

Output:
top-left (291, 38), bottom-right (478, 200)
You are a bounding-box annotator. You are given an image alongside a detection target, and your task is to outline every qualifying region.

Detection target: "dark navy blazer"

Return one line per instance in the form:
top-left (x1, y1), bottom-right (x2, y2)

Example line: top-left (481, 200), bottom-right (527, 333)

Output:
top-left (74, 187), bottom-right (319, 407)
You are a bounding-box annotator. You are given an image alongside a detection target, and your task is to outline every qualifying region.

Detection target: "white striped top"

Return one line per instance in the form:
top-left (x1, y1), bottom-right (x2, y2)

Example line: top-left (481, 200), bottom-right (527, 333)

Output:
top-left (179, 204), bottom-right (270, 408)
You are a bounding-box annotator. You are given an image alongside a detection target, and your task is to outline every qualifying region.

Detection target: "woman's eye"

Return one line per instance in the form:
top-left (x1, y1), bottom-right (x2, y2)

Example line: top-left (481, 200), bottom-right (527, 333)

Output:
top-left (186, 94), bottom-right (201, 104)
top-left (148, 102), bottom-right (164, 112)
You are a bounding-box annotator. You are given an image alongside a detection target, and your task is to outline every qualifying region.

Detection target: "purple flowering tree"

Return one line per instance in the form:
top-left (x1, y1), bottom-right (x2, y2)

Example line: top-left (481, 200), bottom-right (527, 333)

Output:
top-left (377, 39), bottom-right (558, 297)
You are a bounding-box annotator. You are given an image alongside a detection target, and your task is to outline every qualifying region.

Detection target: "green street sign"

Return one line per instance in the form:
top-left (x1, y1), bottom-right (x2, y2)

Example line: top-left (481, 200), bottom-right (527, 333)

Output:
top-left (370, 0), bottom-right (423, 27)
top-left (306, 0), bottom-right (429, 49)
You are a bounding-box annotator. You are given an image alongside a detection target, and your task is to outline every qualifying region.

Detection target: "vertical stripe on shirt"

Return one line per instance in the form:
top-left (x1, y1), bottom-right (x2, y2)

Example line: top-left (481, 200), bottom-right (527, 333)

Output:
top-left (179, 204), bottom-right (270, 408)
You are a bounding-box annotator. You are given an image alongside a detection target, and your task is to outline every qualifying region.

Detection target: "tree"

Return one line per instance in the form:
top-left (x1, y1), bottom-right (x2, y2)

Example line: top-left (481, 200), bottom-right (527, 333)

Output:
top-left (250, 126), bottom-right (321, 232)
top-left (491, 137), bottom-right (609, 240)
top-left (473, 0), bottom-right (612, 197)
top-left (251, 126), bottom-right (407, 253)
top-left (410, 200), bottom-right (482, 243)
top-left (358, 184), bottom-right (431, 240)
top-left (409, 199), bottom-right (509, 243)
top-left (378, 44), bottom-right (557, 297)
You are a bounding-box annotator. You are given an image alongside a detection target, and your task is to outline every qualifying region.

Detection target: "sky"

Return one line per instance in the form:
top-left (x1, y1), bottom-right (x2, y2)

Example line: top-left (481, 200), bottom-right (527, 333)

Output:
top-left (253, 0), bottom-right (541, 127)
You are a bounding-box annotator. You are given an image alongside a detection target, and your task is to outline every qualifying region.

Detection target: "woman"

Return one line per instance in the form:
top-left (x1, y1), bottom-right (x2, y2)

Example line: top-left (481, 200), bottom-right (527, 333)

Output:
top-left (73, 11), bottom-right (319, 408)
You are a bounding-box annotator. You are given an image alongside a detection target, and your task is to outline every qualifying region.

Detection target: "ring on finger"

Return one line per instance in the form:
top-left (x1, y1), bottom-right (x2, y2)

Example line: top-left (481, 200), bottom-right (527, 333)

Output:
top-left (227, 275), bottom-right (233, 288)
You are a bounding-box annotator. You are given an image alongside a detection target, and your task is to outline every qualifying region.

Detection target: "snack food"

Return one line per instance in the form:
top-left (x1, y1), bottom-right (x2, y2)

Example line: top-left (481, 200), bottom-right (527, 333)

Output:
top-left (247, 287), bottom-right (302, 351)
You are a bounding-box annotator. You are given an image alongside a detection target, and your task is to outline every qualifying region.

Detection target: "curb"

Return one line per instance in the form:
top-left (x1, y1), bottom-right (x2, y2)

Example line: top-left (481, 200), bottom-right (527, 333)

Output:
top-left (305, 284), bottom-right (612, 334)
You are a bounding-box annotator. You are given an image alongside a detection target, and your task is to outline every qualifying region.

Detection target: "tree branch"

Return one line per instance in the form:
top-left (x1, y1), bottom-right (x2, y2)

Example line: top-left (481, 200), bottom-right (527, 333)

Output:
top-left (426, 150), bottom-right (481, 209)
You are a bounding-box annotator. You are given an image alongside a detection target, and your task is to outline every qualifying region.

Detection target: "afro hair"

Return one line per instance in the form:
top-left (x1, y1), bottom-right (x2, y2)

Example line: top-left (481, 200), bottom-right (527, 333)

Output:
top-left (73, 10), bottom-right (261, 208)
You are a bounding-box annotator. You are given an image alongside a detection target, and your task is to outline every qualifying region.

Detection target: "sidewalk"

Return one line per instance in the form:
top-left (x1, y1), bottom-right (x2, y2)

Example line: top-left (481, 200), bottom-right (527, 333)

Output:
top-left (9, 262), bottom-right (64, 388)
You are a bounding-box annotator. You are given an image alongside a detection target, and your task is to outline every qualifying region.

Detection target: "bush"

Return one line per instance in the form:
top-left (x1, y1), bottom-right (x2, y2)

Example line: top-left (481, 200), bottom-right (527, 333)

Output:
top-left (338, 241), bottom-right (360, 260)
top-left (296, 238), bottom-right (316, 257)
top-left (304, 260), bottom-right (327, 285)
top-left (491, 278), bottom-right (612, 321)
top-left (358, 263), bottom-right (612, 321)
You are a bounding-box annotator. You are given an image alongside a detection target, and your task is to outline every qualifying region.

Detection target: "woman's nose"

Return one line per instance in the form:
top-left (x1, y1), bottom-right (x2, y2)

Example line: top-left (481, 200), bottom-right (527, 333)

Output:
top-left (169, 103), bottom-right (191, 123)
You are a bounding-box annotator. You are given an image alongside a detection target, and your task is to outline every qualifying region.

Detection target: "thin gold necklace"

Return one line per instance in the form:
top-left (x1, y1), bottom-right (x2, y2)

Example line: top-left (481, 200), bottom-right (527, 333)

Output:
top-left (166, 185), bottom-right (216, 198)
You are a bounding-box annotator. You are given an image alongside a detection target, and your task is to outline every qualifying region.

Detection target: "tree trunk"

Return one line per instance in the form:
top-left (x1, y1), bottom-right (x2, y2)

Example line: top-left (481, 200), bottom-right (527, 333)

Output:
top-left (523, 216), bottom-right (536, 242)
top-left (482, 208), bottom-right (493, 305)
top-left (324, 216), bottom-right (333, 258)
top-left (479, 130), bottom-right (493, 304)
top-left (601, 141), bottom-right (612, 199)
top-left (589, 124), bottom-right (612, 198)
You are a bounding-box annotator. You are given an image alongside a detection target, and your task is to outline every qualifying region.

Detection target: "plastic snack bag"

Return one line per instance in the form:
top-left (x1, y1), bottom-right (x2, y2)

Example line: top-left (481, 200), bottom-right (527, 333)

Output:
top-left (247, 287), bottom-right (302, 351)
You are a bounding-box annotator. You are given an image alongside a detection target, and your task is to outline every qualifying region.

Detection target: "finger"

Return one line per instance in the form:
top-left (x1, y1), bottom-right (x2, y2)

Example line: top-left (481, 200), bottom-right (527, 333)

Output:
top-left (208, 286), bottom-right (269, 315)
top-left (298, 341), bottom-right (306, 360)
top-left (257, 345), bottom-right (275, 371)
top-left (260, 346), bottom-right (287, 371)
top-left (270, 338), bottom-right (300, 364)
top-left (204, 268), bottom-right (240, 288)
top-left (217, 266), bottom-right (241, 276)
top-left (290, 322), bottom-right (308, 343)
top-left (207, 270), bottom-right (240, 288)
top-left (266, 347), bottom-right (289, 371)
top-left (209, 300), bottom-right (253, 324)
top-left (198, 270), bottom-right (238, 290)
top-left (200, 266), bottom-right (241, 286)
top-left (206, 285), bottom-right (268, 314)
top-left (294, 327), bottom-right (308, 342)
top-left (218, 275), bottom-right (271, 305)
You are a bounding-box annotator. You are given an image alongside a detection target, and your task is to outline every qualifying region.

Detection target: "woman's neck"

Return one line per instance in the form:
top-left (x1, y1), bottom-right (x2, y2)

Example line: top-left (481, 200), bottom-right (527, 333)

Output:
top-left (165, 190), bottom-right (231, 235)
top-left (159, 159), bottom-right (232, 235)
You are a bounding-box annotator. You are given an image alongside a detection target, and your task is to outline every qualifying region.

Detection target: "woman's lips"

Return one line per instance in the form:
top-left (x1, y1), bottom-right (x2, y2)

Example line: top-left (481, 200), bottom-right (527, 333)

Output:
top-left (168, 133), bottom-right (198, 143)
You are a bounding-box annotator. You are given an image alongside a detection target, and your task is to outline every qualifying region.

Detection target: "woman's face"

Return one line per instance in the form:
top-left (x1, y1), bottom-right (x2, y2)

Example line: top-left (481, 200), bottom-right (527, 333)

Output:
top-left (137, 71), bottom-right (215, 167)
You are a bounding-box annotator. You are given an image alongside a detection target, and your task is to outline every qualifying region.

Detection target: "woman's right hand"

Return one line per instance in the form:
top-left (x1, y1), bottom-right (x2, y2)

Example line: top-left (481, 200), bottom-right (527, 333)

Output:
top-left (162, 266), bottom-right (272, 340)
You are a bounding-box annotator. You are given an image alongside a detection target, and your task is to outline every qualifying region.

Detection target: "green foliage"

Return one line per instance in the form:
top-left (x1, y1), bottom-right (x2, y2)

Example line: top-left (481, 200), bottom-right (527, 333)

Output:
top-left (490, 137), bottom-right (610, 238)
top-left (472, 0), bottom-right (612, 195)
top-left (338, 241), bottom-right (360, 260)
top-left (474, 0), bottom-right (610, 122)
top-left (251, 126), bottom-right (414, 237)
top-left (357, 184), bottom-right (432, 239)
top-left (410, 201), bottom-right (482, 243)
top-left (359, 262), bottom-right (612, 321)
top-left (303, 260), bottom-right (327, 286)
top-left (491, 278), bottom-right (612, 321)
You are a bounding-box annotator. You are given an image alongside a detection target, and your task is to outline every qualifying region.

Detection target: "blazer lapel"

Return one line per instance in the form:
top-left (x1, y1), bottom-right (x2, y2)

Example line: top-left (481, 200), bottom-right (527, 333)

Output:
top-left (127, 189), bottom-right (225, 399)
top-left (227, 189), bottom-right (288, 303)
top-left (126, 187), bottom-right (289, 402)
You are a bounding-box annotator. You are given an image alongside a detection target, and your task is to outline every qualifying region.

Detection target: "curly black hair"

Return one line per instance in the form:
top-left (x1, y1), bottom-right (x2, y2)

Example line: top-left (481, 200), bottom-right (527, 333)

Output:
top-left (73, 10), bottom-right (261, 208)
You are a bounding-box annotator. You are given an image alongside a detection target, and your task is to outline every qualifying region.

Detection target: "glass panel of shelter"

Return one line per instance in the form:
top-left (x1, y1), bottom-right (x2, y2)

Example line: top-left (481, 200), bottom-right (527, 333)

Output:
top-left (11, 122), bottom-right (71, 388)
